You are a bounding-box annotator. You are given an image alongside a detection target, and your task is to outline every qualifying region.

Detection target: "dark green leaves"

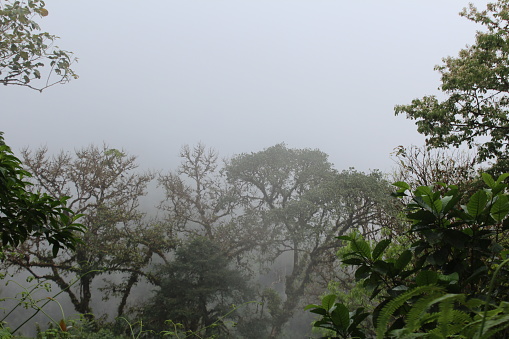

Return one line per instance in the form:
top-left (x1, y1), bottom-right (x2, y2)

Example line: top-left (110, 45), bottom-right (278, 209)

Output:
top-left (372, 239), bottom-right (391, 261)
top-left (330, 303), bottom-right (350, 331)
top-left (395, 250), bottom-right (412, 271)
top-left (466, 190), bottom-right (488, 219)
top-left (306, 294), bottom-right (368, 338)
top-left (0, 132), bottom-right (84, 255)
top-left (491, 194), bottom-right (509, 222)
top-left (313, 175), bottom-right (509, 337)
top-left (416, 270), bottom-right (438, 286)
top-left (321, 294), bottom-right (336, 311)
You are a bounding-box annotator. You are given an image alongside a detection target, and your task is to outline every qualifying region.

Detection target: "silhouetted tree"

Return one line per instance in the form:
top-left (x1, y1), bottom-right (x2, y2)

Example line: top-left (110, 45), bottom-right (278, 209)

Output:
top-left (2, 145), bottom-right (174, 320)
top-left (143, 237), bottom-right (252, 337)
top-left (226, 144), bottom-right (393, 338)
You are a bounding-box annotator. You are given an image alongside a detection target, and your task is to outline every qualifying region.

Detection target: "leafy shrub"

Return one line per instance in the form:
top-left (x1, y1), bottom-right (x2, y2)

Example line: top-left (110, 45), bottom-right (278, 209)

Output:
top-left (307, 173), bottom-right (509, 338)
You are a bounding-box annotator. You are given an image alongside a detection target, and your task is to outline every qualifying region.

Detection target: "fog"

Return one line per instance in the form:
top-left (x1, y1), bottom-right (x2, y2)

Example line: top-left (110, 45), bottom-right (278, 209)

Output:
top-left (1, 0), bottom-right (492, 337)
top-left (2, 0), bottom-right (489, 173)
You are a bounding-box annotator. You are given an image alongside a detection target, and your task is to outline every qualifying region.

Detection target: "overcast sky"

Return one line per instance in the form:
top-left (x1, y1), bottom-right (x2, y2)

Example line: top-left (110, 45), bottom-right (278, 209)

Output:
top-left (2, 0), bottom-right (490, 173)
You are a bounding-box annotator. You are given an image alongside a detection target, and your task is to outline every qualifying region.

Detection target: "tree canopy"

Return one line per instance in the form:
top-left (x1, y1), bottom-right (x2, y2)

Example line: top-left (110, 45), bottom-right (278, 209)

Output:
top-left (143, 237), bottom-right (252, 337)
top-left (226, 143), bottom-right (394, 338)
top-left (3, 145), bottom-right (172, 320)
top-left (395, 0), bottom-right (509, 161)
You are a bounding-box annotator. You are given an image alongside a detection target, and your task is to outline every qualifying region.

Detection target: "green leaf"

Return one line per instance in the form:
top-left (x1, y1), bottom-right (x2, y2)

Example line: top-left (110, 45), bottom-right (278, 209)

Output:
top-left (491, 195), bottom-right (509, 222)
top-left (351, 238), bottom-right (372, 260)
top-left (342, 257), bottom-right (364, 265)
top-left (414, 196), bottom-right (434, 213)
top-left (51, 243), bottom-right (60, 257)
top-left (482, 172), bottom-right (496, 189)
top-left (395, 250), bottom-right (412, 271)
top-left (336, 235), bottom-right (352, 241)
top-left (355, 265), bottom-right (371, 281)
top-left (309, 308), bottom-right (327, 316)
top-left (466, 190), bottom-right (488, 219)
top-left (304, 304), bottom-right (322, 311)
top-left (438, 272), bottom-right (459, 284)
top-left (372, 239), bottom-right (391, 261)
top-left (496, 173), bottom-right (509, 185)
top-left (440, 195), bottom-right (456, 214)
top-left (432, 198), bottom-right (443, 215)
top-left (321, 294), bottom-right (337, 312)
top-left (372, 260), bottom-right (392, 276)
top-left (393, 181), bottom-right (410, 190)
top-left (414, 185), bottom-right (433, 197)
top-left (330, 303), bottom-right (350, 331)
top-left (416, 270), bottom-right (438, 286)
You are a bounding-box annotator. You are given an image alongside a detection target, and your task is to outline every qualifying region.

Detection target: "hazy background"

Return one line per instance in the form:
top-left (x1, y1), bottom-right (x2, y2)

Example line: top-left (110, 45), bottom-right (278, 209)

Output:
top-left (2, 0), bottom-right (490, 173)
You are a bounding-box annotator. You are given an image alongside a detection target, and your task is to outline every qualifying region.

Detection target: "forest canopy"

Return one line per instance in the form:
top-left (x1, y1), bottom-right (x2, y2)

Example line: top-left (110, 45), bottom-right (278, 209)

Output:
top-left (4, 0), bottom-right (509, 338)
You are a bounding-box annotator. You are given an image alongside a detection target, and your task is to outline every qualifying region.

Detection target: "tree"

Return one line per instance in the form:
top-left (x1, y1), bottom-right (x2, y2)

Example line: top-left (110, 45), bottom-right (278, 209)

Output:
top-left (0, 0), bottom-right (77, 91)
top-left (158, 143), bottom-right (261, 263)
top-left (2, 145), bottom-right (173, 320)
top-left (395, 0), bottom-right (509, 161)
top-left (0, 132), bottom-right (83, 255)
top-left (225, 144), bottom-right (393, 338)
top-left (142, 236), bottom-right (252, 337)
top-left (392, 145), bottom-right (477, 190)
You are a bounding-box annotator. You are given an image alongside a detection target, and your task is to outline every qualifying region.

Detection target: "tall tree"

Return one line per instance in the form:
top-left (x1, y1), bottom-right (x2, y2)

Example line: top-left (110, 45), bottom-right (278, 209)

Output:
top-left (158, 144), bottom-right (261, 262)
top-left (2, 145), bottom-right (173, 319)
top-left (225, 144), bottom-right (392, 338)
top-left (392, 145), bottom-right (477, 190)
top-left (395, 0), bottom-right (509, 161)
top-left (0, 0), bottom-right (77, 91)
top-left (142, 237), bottom-right (252, 337)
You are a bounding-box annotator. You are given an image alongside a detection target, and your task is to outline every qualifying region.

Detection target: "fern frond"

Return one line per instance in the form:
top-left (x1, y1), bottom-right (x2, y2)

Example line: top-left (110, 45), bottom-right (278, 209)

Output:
top-left (388, 329), bottom-right (429, 338)
top-left (376, 285), bottom-right (445, 339)
top-left (435, 294), bottom-right (466, 336)
top-left (405, 294), bottom-right (442, 333)
top-left (475, 312), bottom-right (509, 338)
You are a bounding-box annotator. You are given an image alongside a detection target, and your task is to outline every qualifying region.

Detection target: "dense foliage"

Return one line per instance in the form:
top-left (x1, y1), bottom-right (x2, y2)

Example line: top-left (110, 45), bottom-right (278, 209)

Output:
top-left (0, 132), bottom-right (83, 256)
top-left (307, 1), bottom-right (509, 337)
top-left (143, 237), bottom-right (252, 337)
top-left (7, 0), bottom-right (509, 338)
top-left (308, 173), bottom-right (509, 338)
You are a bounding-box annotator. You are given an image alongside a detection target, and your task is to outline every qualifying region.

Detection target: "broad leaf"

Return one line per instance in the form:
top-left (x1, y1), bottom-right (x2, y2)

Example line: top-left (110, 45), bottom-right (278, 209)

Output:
top-left (393, 181), bottom-right (410, 190)
top-left (466, 190), bottom-right (488, 219)
top-left (482, 172), bottom-right (496, 189)
top-left (342, 257), bottom-right (364, 265)
top-left (496, 173), bottom-right (509, 185)
top-left (321, 294), bottom-right (337, 311)
top-left (372, 239), bottom-right (391, 261)
top-left (491, 195), bottom-right (509, 222)
top-left (351, 238), bottom-right (372, 260)
top-left (330, 303), bottom-right (350, 331)
top-left (416, 270), bottom-right (438, 286)
top-left (395, 250), bottom-right (412, 271)
top-left (355, 265), bottom-right (371, 281)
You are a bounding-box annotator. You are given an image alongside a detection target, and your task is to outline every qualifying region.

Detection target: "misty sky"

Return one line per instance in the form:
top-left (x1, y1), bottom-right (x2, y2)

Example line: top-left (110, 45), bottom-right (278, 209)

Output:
top-left (2, 0), bottom-right (490, 173)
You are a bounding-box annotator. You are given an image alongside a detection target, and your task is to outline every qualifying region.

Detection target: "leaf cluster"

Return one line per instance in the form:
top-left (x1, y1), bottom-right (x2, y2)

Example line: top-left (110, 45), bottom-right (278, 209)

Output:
top-left (0, 0), bottom-right (78, 91)
top-left (307, 173), bottom-right (509, 337)
top-left (305, 294), bottom-right (368, 339)
top-left (0, 132), bottom-right (84, 256)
